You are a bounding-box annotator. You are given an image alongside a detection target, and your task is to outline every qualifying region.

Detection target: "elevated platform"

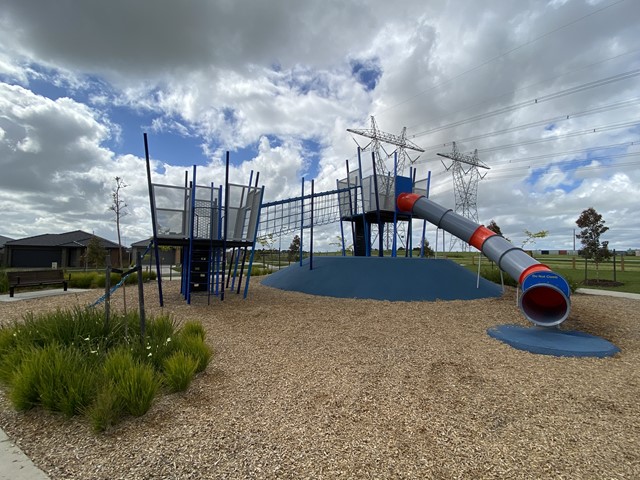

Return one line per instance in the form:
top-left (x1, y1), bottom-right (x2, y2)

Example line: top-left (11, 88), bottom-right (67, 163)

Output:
top-left (261, 256), bottom-right (503, 301)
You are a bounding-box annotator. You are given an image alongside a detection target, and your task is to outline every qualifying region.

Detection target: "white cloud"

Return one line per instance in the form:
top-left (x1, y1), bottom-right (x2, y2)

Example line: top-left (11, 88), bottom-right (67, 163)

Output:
top-left (0, 0), bottom-right (639, 251)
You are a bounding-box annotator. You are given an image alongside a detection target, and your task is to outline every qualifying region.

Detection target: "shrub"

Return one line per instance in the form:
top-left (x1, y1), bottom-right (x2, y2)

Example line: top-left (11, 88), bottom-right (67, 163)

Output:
top-left (69, 272), bottom-right (100, 289)
top-left (175, 334), bottom-right (212, 373)
top-left (103, 347), bottom-right (160, 417)
top-left (10, 344), bottom-right (96, 416)
top-left (86, 383), bottom-right (123, 433)
top-left (0, 270), bottom-right (8, 294)
top-left (180, 321), bottom-right (206, 341)
top-left (0, 308), bottom-right (209, 431)
top-left (8, 348), bottom-right (42, 411)
top-left (163, 351), bottom-right (198, 393)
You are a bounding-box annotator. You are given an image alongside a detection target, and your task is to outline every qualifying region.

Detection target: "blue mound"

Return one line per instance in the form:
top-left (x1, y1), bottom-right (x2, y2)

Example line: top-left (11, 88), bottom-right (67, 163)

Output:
top-left (487, 324), bottom-right (620, 358)
top-left (261, 256), bottom-right (503, 301)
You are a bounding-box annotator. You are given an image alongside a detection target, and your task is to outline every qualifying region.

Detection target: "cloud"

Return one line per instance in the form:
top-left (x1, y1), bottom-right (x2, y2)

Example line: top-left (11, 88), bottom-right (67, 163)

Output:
top-left (0, 0), bottom-right (639, 251)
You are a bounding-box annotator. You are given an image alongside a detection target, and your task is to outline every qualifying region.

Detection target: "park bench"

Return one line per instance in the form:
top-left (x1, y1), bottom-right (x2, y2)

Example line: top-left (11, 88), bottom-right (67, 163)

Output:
top-left (7, 269), bottom-right (69, 297)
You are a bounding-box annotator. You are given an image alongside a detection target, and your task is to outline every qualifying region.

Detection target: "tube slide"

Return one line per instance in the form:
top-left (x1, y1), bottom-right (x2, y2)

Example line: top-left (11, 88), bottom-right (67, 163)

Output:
top-left (398, 193), bottom-right (571, 327)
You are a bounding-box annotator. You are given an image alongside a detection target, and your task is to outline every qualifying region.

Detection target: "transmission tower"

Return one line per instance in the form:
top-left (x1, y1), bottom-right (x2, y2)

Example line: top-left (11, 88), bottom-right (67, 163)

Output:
top-left (437, 142), bottom-right (489, 251)
top-left (347, 116), bottom-right (425, 250)
top-left (347, 116), bottom-right (424, 176)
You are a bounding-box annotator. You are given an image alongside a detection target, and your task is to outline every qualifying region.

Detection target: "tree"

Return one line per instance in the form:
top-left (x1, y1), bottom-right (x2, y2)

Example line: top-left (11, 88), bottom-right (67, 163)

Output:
top-left (110, 177), bottom-right (128, 314)
top-left (486, 220), bottom-right (510, 242)
top-left (257, 234), bottom-right (275, 266)
top-left (288, 235), bottom-right (300, 262)
top-left (86, 236), bottom-right (105, 269)
top-left (521, 229), bottom-right (548, 249)
top-left (110, 177), bottom-right (128, 268)
top-left (576, 207), bottom-right (610, 275)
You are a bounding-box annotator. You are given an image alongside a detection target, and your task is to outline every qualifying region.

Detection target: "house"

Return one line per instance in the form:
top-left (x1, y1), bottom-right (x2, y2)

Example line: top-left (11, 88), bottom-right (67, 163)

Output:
top-left (4, 230), bottom-right (121, 269)
top-left (0, 235), bottom-right (15, 267)
top-left (131, 238), bottom-right (181, 266)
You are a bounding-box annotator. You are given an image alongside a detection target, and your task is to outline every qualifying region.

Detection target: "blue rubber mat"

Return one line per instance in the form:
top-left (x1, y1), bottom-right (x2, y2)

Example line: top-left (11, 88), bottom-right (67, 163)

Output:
top-left (261, 256), bottom-right (503, 301)
top-left (487, 324), bottom-right (620, 358)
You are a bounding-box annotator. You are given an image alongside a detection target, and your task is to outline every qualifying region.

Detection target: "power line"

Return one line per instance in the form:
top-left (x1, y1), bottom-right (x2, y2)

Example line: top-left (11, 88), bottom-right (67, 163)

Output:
top-left (409, 69), bottom-right (640, 138)
top-left (417, 97), bottom-right (640, 151)
top-left (375, 0), bottom-right (627, 117)
top-left (405, 46), bottom-right (640, 133)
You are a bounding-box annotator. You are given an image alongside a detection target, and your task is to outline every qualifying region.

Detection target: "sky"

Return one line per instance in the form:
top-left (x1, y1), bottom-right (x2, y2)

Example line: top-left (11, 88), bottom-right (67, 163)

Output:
top-left (1, 0), bottom-right (639, 252)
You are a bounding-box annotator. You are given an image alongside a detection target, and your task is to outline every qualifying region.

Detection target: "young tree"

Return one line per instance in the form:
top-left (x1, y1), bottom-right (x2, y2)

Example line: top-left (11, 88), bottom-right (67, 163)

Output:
top-left (576, 207), bottom-right (610, 276)
top-left (486, 220), bottom-right (510, 242)
top-left (521, 229), bottom-right (549, 249)
top-left (86, 236), bottom-right (105, 269)
top-left (257, 234), bottom-right (275, 266)
top-left (110, 177), bottom-right (128, 268)
top-left (110, 177), bottom-right (128, 314)
top-left (288, 235), bottom-right (301, 262)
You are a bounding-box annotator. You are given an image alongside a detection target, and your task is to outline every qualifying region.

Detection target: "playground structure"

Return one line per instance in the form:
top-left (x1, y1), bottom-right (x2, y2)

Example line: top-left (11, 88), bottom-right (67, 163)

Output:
top-left (144, 134), bottom-right (264, 306)
top-left (143, 132), bottom-right (618, 357)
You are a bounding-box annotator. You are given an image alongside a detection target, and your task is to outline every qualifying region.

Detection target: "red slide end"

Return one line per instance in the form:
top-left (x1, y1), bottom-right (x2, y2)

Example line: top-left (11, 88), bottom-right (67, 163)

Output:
top-left (518, 263), bottom-right (551, 285)
top-left (468, 225), bottom-right (496, 251)
top-left (397, 193), bottom-right (423, 213)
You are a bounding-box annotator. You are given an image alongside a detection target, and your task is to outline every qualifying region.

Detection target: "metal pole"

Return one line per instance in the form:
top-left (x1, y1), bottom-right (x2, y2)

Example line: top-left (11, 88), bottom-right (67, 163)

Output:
top-left (104, 258), bottom-right (111, 330)
top-left (310, 179), bottom-right (314, 270)
top-left (613, 249), bottom-right (617, 283)
top-left (143, 133), bottom-right (164, 306)
top-left (371, 153), bottom-right (383, 257)
top-left (137, 252), bottom-right (146, 340)
top-left (299, 177), bottom-right (304, 266)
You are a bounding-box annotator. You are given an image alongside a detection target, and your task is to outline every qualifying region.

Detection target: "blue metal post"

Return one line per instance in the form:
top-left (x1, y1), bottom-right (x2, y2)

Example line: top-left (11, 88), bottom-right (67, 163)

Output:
top-left (357, 147), bottom-right (370, 257)
top-left (299, 177), bottom-right (304, 266)
top-left (186, 165), bottom-right (197, 304)
top-left (244, 186), bottom-right (265, 299)
top-left (392, 151), bottom-right (398, 257)
top-left (143, 133), bottom-right (164, 306)
top-left (310, 179), bottom-right (314, 270)
top-left (337, 179), bottom-right (346, 256)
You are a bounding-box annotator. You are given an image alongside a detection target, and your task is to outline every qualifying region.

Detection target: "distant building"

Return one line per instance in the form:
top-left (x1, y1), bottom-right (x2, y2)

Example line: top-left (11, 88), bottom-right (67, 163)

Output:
top-left (0, 235), bottom-right (15, 267)
top-left (4, 230), bottom-right (121, 268)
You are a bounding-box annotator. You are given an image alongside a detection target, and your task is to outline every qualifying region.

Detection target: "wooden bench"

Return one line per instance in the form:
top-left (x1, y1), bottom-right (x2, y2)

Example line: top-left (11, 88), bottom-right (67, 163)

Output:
top-left (7, 269), bottom-right (69, 297)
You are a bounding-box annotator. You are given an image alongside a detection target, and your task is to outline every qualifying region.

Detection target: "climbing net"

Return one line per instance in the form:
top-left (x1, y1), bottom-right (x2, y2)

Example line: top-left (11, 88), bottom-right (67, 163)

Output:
top-left (258, 187), bottom-right (354, 237)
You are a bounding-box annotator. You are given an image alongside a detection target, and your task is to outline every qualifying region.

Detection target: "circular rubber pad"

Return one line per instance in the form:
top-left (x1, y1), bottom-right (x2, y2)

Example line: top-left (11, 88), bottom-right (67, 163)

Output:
top-left (487, 324), bottom-right (620, 358)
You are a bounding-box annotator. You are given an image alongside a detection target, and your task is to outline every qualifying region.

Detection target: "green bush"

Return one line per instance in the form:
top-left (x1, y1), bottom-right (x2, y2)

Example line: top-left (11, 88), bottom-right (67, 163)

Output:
top-left (68, 270), bottom-right (156, 290)
top-left (0, 270), bottom-right (8, 294)
top-left (9, 344), bottom-right (96, 416)
top-left (0, 308), bottom-right (211, 432)
top-left (103, 348), bottom-right (159, 416)
top-left (163, 351), bottom-right (198, 393)
top-left (175, 334), bottom-right (212, 373)
top-left (181, 320), bottom-right (206, 340)
top-left (86, 383), bottom-right (123, 433)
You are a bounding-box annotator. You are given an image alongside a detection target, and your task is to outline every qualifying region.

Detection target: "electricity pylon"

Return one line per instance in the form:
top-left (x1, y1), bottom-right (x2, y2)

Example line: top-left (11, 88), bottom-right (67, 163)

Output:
top-left (437, 142), bottom-right (489, 251)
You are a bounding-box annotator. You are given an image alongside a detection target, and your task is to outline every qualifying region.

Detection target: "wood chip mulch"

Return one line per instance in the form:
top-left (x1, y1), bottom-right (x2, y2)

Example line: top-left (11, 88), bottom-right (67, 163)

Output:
top-left (0, 279), bottom-right (638, 479)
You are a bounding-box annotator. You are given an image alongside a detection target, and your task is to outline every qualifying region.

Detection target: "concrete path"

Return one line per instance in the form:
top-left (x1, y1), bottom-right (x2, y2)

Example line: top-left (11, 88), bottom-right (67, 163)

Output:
top-left (0, 288), bottom-right (89, 303)
top-left (576, 288), bottom-right (640, 300)
top-left (0, 429), bottom-right (49, 480)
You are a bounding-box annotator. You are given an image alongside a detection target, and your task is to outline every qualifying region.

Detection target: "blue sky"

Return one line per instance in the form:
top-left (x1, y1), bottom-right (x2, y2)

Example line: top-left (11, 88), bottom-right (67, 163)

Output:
top-left (1, 0), bottom-right (639, 250)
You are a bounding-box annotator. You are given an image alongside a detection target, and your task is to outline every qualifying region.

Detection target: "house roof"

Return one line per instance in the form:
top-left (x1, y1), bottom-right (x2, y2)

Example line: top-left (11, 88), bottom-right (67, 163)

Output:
top-left (5, 230), bottom-right (120, 249)
top-left (0, 235), bottom-right (15, 247)
top-left (131, 238), bottom-right (154, 248)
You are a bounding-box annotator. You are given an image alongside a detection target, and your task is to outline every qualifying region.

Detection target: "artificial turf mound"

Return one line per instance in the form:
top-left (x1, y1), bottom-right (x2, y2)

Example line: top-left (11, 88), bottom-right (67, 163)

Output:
top-left (261, 256), bottom-right (503, 301)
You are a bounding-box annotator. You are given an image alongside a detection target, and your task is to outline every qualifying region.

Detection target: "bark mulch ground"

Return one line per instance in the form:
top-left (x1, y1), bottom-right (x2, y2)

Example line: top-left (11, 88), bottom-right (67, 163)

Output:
top-left (0, 279), bottom-right (638, 479)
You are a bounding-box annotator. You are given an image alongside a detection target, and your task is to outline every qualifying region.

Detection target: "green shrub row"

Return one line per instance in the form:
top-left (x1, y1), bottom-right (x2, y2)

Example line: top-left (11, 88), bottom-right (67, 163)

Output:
top-left (0, 308), bottom-right (211, 432)
top-left (69, 270), bottom-right (157, 289)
